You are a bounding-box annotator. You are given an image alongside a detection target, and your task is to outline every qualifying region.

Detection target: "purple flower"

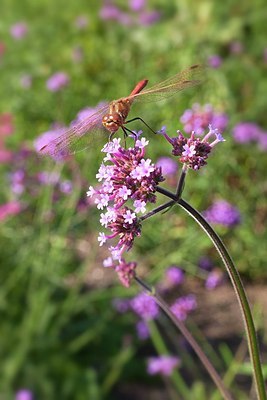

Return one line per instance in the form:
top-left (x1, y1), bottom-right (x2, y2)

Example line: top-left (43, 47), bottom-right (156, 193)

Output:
top-left (129, 0), bottom-right (146, 12)
top-left (59, 180), bottom-right (72, 194)
top-left (165, 266), bottom-right (184, 286)
top-left (147, 355), bottom-right (180, 376)
top-left (156, 157), bottom-right (178, 176)
top-left (198, 256), bottom-right (214, 271)
top-left (112, 298), bottom-right (130, 313)
top-left (34, 126), bottom-right (67, 160)
top-left (232, 122), bottom-right (262, 143)
top-left (130, 292), bottom-right (159, 320)
top-left (99, 3), bottom-right (123, 21)
top-left (71, 102), bottom-right (107, 126)
top-left (10, 22), bottom-right (28, 39)
top-left (203, 200), bottom-right (241, 227)
top-left (161, 125), bottom-right (224, 170)
top-left (46, 72), bottom-right (69, 92)
top-left (138, 10), bottom-right (161, 25)
top-left (180, 104), bottom-right (228, 135)
top-left (136, 320), bottom-right (150, 340)
top-left (170, 295), bottom-right (197, 321)
top-left (115, 259), bottom-right (137, 287)
top-left (15, 389), bottom-right (33, 400)
top-left (208, 55), bottom-right (222, 69)
top-left (88, 137), bottom-right (164, 260)
top-left (205, 270), bottom-right (224, 290)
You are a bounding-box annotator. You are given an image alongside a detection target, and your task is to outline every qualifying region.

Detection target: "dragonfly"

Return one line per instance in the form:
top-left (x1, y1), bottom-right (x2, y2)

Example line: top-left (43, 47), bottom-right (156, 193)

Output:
top-left (40, 64), bottom-right (204, 158)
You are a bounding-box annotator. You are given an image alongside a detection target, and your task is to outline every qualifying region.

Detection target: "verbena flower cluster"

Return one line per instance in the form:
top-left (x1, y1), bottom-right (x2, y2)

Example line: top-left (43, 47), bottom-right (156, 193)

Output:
top-left (180, 103), bottom-right (228, 135)
top-left (232, 122), bottom-right (267, 151)
top-left (204, 199), bottom-right (241, 227)
top-left (170, 294), bottom-right (197, 321)
top-left (160, 125), bottom-right (225, 170)
top-left (100, 0), bottom-right (161, 26)
top-left (147, 355), bottom-right (180, 376)
top-left (87, 136), bottom-right (164, 285)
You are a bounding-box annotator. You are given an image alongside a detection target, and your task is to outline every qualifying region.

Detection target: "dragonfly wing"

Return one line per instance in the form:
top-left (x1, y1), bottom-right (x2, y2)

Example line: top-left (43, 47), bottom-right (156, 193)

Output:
top-left (130, 64), bottom-right (205, 103)
top-left (40, 104), bottom-right (109, 158)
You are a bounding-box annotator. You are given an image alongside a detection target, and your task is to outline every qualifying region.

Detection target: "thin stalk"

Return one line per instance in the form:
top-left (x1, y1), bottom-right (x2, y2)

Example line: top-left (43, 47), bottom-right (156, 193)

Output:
top-left (141, 200), bottom-right (175, 222)
top-left (155, 186), bottom-right (266, 400)
top-left (178, 198), bottom-right (266, 400)
top-left (134, 275), bottom-right (234, 400)
top-left (176, 165), bottom-right (188, 198)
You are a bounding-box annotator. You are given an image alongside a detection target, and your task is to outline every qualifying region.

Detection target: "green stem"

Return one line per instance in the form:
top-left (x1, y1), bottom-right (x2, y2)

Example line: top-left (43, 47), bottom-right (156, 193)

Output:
top-left (155, 187), bottom-right (266, 400)
top-left (177, 198), bottom-right (266, 399)
top-left (134, 275), bottom-right (233, 400)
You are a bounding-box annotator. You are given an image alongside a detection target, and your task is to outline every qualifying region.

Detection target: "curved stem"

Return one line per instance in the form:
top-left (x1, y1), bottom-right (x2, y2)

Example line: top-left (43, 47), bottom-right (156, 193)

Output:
top-left (134, 275), bottom-right (234, 400)
top-left (178, 198), bottom-right (266, 400)
top-left (155, 185), bottom-right (266, 400)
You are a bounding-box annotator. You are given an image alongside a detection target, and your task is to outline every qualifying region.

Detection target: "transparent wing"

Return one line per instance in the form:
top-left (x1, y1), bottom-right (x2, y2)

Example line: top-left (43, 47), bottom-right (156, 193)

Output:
top-left (128, 64), bottom-right (205, 103)
top-left (40, 103), bottom-right (109, 158)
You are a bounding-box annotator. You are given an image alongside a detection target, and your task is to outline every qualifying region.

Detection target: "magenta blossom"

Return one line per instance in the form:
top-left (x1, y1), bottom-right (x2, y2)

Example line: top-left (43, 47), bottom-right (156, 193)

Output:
top-left (205, 269), bottom-right (224, 290)
top-left (203, 200), bottom-right (241, 227)
top-left (147, 355), bottom-right (180, 376)
top-left (160, 125), bottom-right (225, 170)
top-left (46, 72), bottom-right (69, 92)
top-left (130, 292), bottom-right (159, 320)
top-left (15, 389), bottom-right (33, 400)
top-left (10, 22), bottom-right (28, 39)
top-left (180, 104), bottom-right (228, 135)
top-left (170, 295), bottom-right (197, 321)
top-left (208, 55), bottom-right (222, 68)
top-left (34, 126), bottom-right (67, 160)
top-left (88, 137), bottom-right (164, 261)
top-left (232, 122), bottom-right (262, 143)
top-left (136, 320), bottom-right (150, 340)
top-left (103, 257), bottom-right (137, 287)
top-left (156, 156), bottom-right (178, 176)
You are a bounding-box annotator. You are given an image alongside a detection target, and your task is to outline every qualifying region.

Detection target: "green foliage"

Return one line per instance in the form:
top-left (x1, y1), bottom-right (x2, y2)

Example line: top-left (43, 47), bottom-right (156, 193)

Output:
top-left (0, 0), bottom-right (267, 398)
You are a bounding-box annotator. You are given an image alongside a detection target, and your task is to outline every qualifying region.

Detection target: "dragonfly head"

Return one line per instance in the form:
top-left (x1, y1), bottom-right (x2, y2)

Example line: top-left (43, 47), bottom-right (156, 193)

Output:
top-left (102, 113), bottom-right (122, 133)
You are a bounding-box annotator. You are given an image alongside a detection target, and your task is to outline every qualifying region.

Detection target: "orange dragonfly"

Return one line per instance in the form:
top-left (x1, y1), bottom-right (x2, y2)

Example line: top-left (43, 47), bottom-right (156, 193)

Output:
top-left (40, 64), bottom-right (204, 157)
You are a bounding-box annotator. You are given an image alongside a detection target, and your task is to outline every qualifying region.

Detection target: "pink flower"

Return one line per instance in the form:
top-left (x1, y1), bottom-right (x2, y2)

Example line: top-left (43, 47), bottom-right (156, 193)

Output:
top-left (147, 355), bottom-right (180, 376)
top-left (10, 22), bottom-right (28, 39)
top-left (46, 72), bottom-right (69, 92)
top-left (0, 201), bottom-right (21, 221)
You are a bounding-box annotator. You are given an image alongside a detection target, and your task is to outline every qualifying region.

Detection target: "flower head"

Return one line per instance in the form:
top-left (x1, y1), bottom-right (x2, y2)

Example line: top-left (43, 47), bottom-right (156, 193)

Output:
top-left (203, 200), bottom-right (241, 227)
top-left (205, 269), bottom-right (224, 290)
top-left (46, 72), bottom-right (69, 92)
top-left (147, 355), bottom-right (180, 376)
top-left (232, 122), bottom-right (261, 143)
top-left (208, 55), bottom-right (222, 68)
top-left (10, 22), bottom-right (28, 39)
top-left (88, 137), bottom-right (164, 261)
top-left (15, 389), bottom-right (33, 400)
top-left (170, 295), bottom-right (197, 321)
top-left (161, 125), bottom-right (224, 170)
top-left (136, 320), bottom-right (150, 340)
top-left (180, 104), bottom-right (228, 135)
top-left (130, 292), bottom-right (159, 320)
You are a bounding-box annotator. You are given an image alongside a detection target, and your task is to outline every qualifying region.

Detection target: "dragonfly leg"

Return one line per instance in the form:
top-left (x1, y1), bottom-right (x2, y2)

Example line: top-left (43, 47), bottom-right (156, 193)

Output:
top-left (125, 117), bottom-right (157, 135)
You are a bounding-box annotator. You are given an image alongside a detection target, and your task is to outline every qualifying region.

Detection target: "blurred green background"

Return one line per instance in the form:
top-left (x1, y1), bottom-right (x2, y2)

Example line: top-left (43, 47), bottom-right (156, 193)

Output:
top-left (0, 0), bottom-right (267, 399)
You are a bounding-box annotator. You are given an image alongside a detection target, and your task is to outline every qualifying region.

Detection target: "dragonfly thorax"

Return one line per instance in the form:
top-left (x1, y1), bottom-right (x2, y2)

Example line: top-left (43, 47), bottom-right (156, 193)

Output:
top-left (102, 99), bottom-right (132, 133)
